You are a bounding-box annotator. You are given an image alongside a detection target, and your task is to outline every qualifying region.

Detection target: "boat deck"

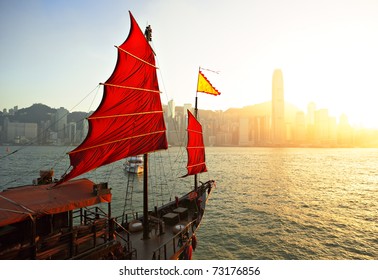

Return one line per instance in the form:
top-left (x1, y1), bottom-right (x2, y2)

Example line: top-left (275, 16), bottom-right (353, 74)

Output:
top-left (111, 181), bottom-right (215, 260)
top-left (118, 204), bottom-right (199, 260)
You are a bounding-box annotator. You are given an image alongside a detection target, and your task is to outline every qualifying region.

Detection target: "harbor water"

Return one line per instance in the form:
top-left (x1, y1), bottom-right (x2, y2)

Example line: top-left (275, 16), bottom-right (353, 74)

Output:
top-left (0, 146), bottom-right (377, 260)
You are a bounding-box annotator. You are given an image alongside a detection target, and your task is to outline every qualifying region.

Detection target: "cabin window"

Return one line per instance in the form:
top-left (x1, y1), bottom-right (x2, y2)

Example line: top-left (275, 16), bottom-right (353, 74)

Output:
top-left (36, 215), bottom-right (51, 236)
top-left (52, 212), bottom-right (69, 232)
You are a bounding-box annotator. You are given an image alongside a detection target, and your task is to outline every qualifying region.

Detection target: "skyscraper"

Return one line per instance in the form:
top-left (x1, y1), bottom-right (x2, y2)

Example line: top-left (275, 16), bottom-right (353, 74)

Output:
top-left (307, 102), bottom-right (316, 126)
top-left (183, 104), bottom-right (192, 117)
top-left (168, 99), bottom-right (175, 119)
top-left (54, 107), bottom-right (69, 140)
top-left (272, 69), bottom-right (285, 144)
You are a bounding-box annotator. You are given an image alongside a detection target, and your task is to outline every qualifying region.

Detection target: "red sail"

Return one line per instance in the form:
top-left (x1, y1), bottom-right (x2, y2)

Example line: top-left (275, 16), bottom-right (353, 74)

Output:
top-left (64, 12), bottom-right (168, 182)
top-left (184, 110), bottom-right (207, 177)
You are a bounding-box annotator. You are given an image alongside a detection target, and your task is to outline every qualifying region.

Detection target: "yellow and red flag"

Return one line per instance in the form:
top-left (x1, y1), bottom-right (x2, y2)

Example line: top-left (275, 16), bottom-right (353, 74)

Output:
top-left (197, 70), bottom-right (221, 96)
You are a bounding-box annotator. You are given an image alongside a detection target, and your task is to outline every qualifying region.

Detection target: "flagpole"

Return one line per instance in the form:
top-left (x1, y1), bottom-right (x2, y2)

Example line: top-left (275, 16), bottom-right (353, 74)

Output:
top-left (192, 66), bottom-right (219, 190)
top-left (193, 67), bottom-right (201, 190)
top-left (194, 66), bottom-right (200, 119)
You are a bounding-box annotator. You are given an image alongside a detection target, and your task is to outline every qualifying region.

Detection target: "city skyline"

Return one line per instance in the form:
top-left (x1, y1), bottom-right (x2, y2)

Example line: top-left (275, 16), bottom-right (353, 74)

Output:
top-left (0, 97), bottom-right (370, 129)
top-left (2, 95), bottom-right (378, 147)
top-left (0, 97), bottom-right (362, 123)
top-left (1, 1), bottom-right (378, 129)
top-left (1, 93), bottom-right (372, 131)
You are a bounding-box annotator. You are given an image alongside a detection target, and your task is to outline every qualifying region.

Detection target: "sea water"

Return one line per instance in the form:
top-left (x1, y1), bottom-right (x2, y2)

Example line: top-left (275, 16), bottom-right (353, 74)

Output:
top-left (1, 146), bottom-right (377, 260)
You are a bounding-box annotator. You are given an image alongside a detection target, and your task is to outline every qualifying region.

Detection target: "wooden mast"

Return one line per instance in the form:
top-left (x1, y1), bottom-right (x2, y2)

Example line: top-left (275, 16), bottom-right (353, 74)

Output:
top-left (142, 25), bottom-right (153, 240)
top-left (142, 153), bottom-right (149, 239)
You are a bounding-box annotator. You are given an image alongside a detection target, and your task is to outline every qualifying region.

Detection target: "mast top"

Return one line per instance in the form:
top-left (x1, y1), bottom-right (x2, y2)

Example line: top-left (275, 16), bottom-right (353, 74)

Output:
top-left (144, 25), bottom-right (152, 41)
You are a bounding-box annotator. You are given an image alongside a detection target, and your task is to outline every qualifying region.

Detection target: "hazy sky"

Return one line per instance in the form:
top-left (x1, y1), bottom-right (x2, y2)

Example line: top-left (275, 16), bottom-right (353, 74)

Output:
top-left (1, 0), bottom-right (378, 128)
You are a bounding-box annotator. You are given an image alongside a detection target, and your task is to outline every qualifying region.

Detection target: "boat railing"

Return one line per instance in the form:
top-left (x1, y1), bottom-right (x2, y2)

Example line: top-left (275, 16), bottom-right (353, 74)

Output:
top-left (113, 217), bottom-right (136, 259)
top-left (151, 181), bottom-right (215, 260)
top-left (36, 229), bottom-right (73, 259)
top-left (72, 206), bottom-right (108, 226)
top-left (152, 219), bottom-right (197, 260)
top-left (34, 217), bottom-right (110, 259)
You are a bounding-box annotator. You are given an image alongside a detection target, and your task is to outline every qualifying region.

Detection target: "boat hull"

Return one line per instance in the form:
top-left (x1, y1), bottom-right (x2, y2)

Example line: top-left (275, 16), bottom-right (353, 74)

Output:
top-left (124, 164), bottom-right (144, 174)
top-left (123, 156), bottom-right (144, 174)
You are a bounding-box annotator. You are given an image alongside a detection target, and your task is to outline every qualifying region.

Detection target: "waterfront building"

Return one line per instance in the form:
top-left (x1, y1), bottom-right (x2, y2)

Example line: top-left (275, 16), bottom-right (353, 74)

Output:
top-left (239, 118), bottom-right (250, 146)
top-left (167, 99), bottom-right (175, 119)
top-left (294, 111), bottom-right (306, 144)
top-left (68, 122), bottom-right (77, 144)
top-left (307, 102), bottom-right (316, 125)
top-left (3, 118), bottom-right (38, 143)
top-left (53, 107), bottom-right (69, 140)
top-left (183, 104), bottom-right (192, 117)
top-left (315, 109), bottom-right (329, 144)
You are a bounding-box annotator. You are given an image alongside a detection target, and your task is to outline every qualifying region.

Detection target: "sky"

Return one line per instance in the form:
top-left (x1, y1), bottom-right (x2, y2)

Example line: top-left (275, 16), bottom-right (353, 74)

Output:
top-left (1, 0), bottom-right (378, 128)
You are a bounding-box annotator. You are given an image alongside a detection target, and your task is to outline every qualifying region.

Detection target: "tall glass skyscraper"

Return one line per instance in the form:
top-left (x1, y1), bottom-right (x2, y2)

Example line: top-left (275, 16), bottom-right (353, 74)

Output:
top-left (272, 69), bottom-right (285, 144)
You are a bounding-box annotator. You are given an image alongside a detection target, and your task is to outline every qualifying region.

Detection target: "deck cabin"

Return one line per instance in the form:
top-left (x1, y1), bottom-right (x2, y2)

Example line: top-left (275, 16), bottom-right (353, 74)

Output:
top-left (0, 179), bottom-right (123, 259)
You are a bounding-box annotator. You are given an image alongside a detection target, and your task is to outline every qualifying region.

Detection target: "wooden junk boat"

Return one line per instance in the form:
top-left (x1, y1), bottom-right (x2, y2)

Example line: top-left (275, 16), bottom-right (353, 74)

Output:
top-left (0, 11), bottom-right (220, 260)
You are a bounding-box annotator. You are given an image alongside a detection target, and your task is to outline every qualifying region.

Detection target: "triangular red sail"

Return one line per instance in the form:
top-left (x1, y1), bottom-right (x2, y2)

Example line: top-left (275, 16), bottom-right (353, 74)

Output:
top-left (183, 110), bottom-right (207, 177)
top-left (63, 12), bottom-right (168, 182)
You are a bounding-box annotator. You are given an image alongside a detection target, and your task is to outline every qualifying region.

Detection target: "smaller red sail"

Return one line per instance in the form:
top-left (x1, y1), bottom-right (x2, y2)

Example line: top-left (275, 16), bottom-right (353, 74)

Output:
top-left (183, 110), bottom-right (207, 177)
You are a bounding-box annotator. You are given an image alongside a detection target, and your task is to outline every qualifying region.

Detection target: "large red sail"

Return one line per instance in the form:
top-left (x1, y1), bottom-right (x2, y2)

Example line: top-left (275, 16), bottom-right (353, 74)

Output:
top-left (184, 110), bottom-right (207, 177)
top-left (63, 12), bottom-right (168, 182)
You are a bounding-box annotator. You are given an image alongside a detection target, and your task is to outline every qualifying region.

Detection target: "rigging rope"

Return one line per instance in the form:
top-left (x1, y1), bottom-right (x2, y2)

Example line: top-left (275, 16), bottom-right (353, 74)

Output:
top-left (0, 85), bottom-right (100, 161)
top-left (151, 40), bottom-right (189, 180)
top-left (0, 85), bottom-right (101, 188)
top-left (199, 67), bottom-right (220, 74)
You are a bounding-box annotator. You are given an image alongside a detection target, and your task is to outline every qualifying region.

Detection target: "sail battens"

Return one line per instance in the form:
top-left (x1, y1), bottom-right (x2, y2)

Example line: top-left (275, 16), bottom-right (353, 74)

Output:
top-left (187, 162), bottom-right (206, 168)
top-left (187, 129), bottom-right (202, 134)
top-left (117, 46), bottom-right (158, 69)
top-left (100, 83), bottom-right (161, 93)
top-left (88, 110), bottom-right (163, 120)
top-left (68, 130), bottom-right (166, 155)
